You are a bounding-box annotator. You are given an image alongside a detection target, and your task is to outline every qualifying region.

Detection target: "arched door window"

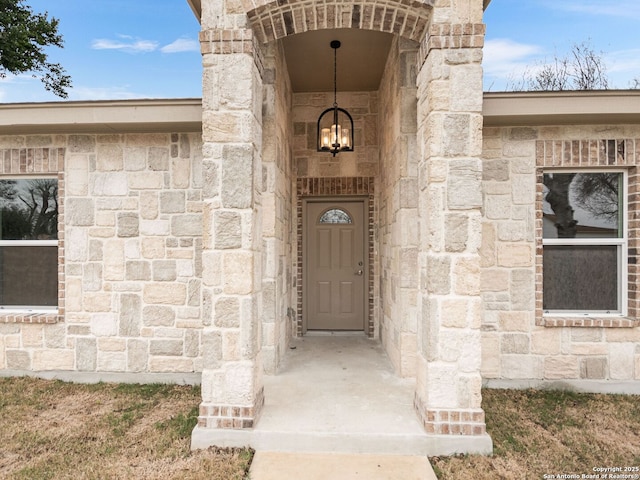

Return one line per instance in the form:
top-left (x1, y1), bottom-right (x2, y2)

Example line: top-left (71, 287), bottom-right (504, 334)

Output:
top-left (318, 207), bottom-right (352, 224)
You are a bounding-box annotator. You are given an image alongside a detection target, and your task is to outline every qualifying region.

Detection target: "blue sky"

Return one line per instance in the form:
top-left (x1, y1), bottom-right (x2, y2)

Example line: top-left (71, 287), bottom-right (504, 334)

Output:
top-left (1, 0), bottom-right (640, 102)
top-left (484, 0), bottom-right (640, 91)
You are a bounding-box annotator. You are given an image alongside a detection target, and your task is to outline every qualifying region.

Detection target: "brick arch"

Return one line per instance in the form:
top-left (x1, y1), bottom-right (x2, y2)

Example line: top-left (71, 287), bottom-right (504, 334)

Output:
top-left (247, 0), bottom-right (434, 44)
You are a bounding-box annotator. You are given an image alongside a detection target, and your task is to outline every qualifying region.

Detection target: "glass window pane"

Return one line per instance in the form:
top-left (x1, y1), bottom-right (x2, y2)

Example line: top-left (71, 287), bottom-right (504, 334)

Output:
top-left (543, 173), bottom-right (620, 239)
top-left (543, 245), bottom-right (618, 312)
top-left (0, 246), bottom-right (58, 307)
top-left (0, 179), bottom-right (58, 240)
top-left (319, 208), bottom-right (352, 224)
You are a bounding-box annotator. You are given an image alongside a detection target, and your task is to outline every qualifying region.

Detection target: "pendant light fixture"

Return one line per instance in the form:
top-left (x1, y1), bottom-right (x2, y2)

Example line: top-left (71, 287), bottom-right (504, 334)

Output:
top-left (317, 40), bottom-right (354, 156)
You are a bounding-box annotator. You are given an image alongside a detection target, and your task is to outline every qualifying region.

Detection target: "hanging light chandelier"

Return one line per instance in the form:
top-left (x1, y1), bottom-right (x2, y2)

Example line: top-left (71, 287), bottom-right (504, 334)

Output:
top-left (317, 40), bottom-right (354, 156)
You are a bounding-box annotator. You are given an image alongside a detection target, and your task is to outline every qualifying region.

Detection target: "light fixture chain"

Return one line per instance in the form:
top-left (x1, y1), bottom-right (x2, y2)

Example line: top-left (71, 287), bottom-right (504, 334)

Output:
top-left (333, 44), bottom-right (338, 107)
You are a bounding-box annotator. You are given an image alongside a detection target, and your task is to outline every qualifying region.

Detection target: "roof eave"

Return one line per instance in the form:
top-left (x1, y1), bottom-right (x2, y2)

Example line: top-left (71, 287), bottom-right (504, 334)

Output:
top-left (0, 98), bottom-right (203, 135)
top-left (483, 90), bottom-right (640, 127)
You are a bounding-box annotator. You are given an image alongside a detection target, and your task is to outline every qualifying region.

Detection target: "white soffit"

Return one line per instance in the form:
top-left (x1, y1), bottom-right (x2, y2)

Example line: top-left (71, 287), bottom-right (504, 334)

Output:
top-left (0, 99), bottom-right (203, 134)
top-left (483, 91), bottom-right (640, 126)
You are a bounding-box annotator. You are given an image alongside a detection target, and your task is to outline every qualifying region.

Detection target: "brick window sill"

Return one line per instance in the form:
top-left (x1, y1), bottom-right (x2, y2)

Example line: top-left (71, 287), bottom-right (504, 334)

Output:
top-left (0, 311), bottom-right (61, 324)
top-left (538, 316), bottom-right (638, 328)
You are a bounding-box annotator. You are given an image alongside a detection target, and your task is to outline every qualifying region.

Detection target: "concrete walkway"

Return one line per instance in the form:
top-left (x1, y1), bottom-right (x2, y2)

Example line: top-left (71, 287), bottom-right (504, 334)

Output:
top-left (249, 451), bottom-right (438, 480)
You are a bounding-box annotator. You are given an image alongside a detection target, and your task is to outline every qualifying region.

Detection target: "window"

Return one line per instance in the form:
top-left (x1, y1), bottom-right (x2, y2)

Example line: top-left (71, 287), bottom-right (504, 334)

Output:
top-left (0, 178), bottom-right (58, 310)
top-left (542, 171), bottom-right (626, 315)
top-left (319, 208), bottom-right (352, 224)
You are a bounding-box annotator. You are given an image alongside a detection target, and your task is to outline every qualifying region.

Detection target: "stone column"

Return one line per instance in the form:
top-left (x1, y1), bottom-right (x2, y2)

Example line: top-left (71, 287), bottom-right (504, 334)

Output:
top-left (414, 3), bottom-right (491, 452)
top-left (194, 22), bottom-right (265, 438)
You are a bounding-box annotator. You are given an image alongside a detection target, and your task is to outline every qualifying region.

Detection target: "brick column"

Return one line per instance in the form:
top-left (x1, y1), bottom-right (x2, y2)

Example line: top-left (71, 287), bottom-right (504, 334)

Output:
top-left (196, 28), bottom-right (265, 432)
top-left (414, 17), bottom-right (491, 448)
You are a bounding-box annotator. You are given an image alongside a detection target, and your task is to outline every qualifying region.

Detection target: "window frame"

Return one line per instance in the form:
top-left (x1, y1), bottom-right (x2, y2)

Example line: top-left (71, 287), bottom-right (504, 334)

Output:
top-left (542, 169), bottom-right (628, 318)
top-left (0, 175), bottom-right (59, 313)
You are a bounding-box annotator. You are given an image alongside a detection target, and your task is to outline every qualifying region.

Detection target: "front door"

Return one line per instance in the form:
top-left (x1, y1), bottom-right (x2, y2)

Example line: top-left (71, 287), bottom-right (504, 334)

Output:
top-left (304, 198), bottom-right (366, 331)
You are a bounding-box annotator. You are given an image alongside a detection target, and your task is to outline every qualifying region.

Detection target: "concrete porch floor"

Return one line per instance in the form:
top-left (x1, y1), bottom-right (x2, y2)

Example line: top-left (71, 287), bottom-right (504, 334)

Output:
top-left (192, 334), bottom-right (492, 456)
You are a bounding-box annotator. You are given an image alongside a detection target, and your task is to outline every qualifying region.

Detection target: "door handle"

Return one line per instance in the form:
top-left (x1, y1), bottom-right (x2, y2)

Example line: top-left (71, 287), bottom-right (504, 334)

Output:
top-left (355, 269), bottom-right (363, 276)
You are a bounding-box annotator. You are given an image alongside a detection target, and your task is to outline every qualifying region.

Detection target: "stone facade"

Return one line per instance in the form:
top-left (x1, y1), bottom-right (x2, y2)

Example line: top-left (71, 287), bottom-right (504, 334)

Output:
top-left (0, 133), bottom-right (203, 380)
top-left (481, 125), bottom-right (640, 387)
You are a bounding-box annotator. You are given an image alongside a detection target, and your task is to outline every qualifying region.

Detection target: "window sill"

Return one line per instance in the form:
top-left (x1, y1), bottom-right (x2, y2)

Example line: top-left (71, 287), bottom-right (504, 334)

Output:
top-left (537, 316), bottom-right (638, 328)
top-left (0, 311), bottom-right (61, 324)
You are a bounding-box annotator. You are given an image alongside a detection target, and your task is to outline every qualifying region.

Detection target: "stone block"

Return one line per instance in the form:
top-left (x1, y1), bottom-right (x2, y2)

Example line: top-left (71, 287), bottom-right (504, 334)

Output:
top-left (76, 337), bottom-right (97, 371)
top-left (91, 172), bottom-right (128, 196)
top-left (440, 298), bottom-right (468, 328)
top-left (481, 334), bottom-right (500, 377)
top-left (6, 350), bottom-right (31, 370)
top-left (479, 222), bottom-right (496, 267)
top-left (82, 263), bottom-right (102, 292)
top-left (223, 251), bottom-right (254, 295)
top-left (117, 213), bottom-right (139, 237)
top-left (128, 172), bottom-right (164, 190)
top-left (482, 159), bottom-right (509, 181)
top-left (66, 198), bottom-right (95, 226)
top-left (480, 268), bottom-right (508, 292)
top-left (427, 255), bottom-right (450, 294)
top-left (148, 147), bottom-right (169, 171)
top-left (171, 214), bottom-right (203, 237)
top-left (150, 339), bottom-right (183, 356)
top-left (221, 144), bottom-right (254, 209)
top-left (544, 356), bottom-right (579, 379)
top-left (140, 192), bottom-right (159, 220)
top-left (454, 256), bottom-right (480, 296)
top-left (127, 339), bottom-right (148, 372)
top-left (497, 244), bottom-right (533, 268)
top-left (143, 282), bottom-right (186, 305)
top-left (501, 333), bottom-right (529, 354)
top-left (445, 214), bottom-right (468, 252)
top-left (119, 293), bottom-right (141, 337)
top-left (33, 349), bottom-right (75, 371)
top-left (214, 297), bottom-right (240, 328)
top-left (97, 351), bottom-right (127, 372)
top-left (97, 144), bottom-right (123, 171)
top-left (126, 261), bottom-right (151, 281)
top-left (160, 191), bottom-right (186, 214)
top-left (66, 228), bottom-right (88, 262)
top-left (98, 338), bottom-right (126, 352)
top-left (498, 311), bottom-right (531, 332)
top-left (84, 293), bottom-right (112, 312)
top-left (143, 305), bottom-right (176, 326)
top-left (447, 159), bottom-right (482, 209)
top-left (123, 146), bottom-right (147, 171)
top-left (214, 211), bottom-right (242, 249)
top-left (21, 325), bottom-right (44, 347)
top-left (103, 239), bottom-right (125, 281)
top-left (44, 324), bottom-right (66, 349)
top-left (69, 135), bottom-right (96, 153)
top-left (153, 260), bottom-right (177, 281)
top-left (610, 343), bottom-right (635, 380)
top-left (90, 313), bottom-right (118, 337)
top-left (580, 357), bottom-right (607, 379)
top-left (511, 269), bottom-right (534, 310)
top-left (501, 354), bottom-right (541, 379)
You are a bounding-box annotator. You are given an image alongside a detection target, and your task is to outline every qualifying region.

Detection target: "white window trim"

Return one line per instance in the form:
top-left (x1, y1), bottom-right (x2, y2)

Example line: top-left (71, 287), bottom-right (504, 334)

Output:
top-left (542, 169), bottom-right (628, 317)
top-left (0, 176), bottom-right (59, 312)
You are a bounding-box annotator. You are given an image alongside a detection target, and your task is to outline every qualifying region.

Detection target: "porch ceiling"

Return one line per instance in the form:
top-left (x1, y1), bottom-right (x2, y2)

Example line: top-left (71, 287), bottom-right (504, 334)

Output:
top-left (282, 29), bottom-right (394, 92)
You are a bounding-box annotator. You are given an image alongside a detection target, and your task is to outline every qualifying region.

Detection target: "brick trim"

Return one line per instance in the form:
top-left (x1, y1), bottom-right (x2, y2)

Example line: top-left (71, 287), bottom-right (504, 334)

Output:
top-left (296, 177), bottom-right (375, 337)
top-left (414, 393), bottom-right (486, 435)
top-left (247, 0), bottom-right (434, 44)
top-left (198, 387), bottom-right (265, 429)
top-left (535, 139), bottom-right (640, 328)
top-left (0, 148), bottom-right (65, 324)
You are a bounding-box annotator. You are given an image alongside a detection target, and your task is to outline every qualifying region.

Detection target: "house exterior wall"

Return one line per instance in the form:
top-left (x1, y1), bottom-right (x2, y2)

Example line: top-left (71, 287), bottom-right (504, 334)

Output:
top-left (0, 133), bottom-right (204, 381)
top-left (377, 36), bottom-right (420, 377)
top-left (261, 40), bottom-right (295, 374)
top-left (481, 124), bottom-right (640, 390)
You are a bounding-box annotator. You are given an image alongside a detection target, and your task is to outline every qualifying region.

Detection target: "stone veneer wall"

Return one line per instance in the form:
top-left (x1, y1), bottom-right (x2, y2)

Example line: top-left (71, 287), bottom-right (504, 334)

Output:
top-left (481, 125), bottom-right (640, 388)
top-left (377, 36), bottom-right (420, 377)
top-left (0, 133), bottom-right (204, 379)
top-left (261, 40), bottom-right (295, 374)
